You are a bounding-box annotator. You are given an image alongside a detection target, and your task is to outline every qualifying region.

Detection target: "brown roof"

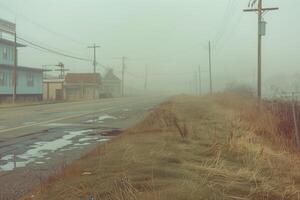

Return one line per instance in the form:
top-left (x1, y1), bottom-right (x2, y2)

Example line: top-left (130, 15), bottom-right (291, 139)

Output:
top-left (65, 73), bottom-right (101, 84)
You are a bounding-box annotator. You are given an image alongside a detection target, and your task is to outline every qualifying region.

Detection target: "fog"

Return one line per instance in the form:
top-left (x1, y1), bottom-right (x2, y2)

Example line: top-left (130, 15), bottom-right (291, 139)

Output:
top-left (0, 0), bottom-right (298, 96)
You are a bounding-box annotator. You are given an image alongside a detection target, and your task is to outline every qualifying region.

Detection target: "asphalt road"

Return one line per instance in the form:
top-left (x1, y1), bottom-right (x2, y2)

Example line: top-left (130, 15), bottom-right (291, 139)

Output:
top-left (0, 95), bottom-right (164, 139)
top-left (0, 95), bottom-right (168, 199)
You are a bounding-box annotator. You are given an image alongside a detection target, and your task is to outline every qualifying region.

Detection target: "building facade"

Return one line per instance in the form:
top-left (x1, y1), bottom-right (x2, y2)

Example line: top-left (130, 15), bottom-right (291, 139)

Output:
top-left (0, 38), bottom-right (43, 102)
top-left (0, 64), bottom-right (43, 102)
top-left (64, 73), bottom-right (101, 101)
top-left (43, 79), bottom-right (64, 101)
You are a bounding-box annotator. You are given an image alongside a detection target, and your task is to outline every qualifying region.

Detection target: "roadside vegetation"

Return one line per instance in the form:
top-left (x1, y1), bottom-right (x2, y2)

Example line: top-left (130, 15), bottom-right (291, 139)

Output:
top-left (22, 94), bottom-right (300, 200)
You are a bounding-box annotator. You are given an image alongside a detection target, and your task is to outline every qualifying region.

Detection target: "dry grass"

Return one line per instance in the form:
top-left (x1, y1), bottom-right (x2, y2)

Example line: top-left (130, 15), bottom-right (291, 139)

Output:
top-left (21, 94), bottom-right (300, 200)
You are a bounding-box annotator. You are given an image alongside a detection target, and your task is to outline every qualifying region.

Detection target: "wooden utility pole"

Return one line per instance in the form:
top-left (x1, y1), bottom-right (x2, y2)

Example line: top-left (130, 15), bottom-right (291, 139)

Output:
top-left (54, 62), bottom-right (69, 79)
top-left (144, 65), bottom-right (148, 91)
top-left (121, 56), bottom-right (127, 97)
top-left (208, 41), bottom-right (212, 95)
top-left (87, 44), bottom-right (100, 73)
top-left (244, 0), bottom-right (278, 99)
top-left (198, 65), bottom-right (202, 96)
top-left (194, 72), bottom-right (198, 95)
top-left (257, 0), bottom-right (262, 99)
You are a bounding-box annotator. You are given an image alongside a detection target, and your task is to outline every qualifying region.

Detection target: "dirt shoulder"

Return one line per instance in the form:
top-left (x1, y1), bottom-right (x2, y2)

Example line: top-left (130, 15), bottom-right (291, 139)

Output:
top-left (23, 95), bottom-right (300, 200)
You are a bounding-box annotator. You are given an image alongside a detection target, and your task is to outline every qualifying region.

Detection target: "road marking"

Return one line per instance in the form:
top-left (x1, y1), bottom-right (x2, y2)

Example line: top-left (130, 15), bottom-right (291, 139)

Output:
top-left (0, 107), bottom-right (113, 134)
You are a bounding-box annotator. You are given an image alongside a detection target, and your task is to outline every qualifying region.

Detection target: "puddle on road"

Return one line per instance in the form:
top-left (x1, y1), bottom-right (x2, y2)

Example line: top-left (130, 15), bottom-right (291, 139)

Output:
top-left (74, 142), bottom-right (90, 146)
top-left (84, 119), bottom-right (98, 124)
top-left (78, 136), bottom-right (99, 142)
top-left (1, 154), bottom-right (13, 161)
top-left (85, 114), bottom-right (117, 124)
top-left (0, 162), bottom-right (15, 171)
top-left (97, 138), bottom-right (110, 142)
top-left (0, 126), bottom-right (117, 172)
top-left (0, 130), bottom-right (93, 172)
top-left (98, 114), bottom-right (117, 121)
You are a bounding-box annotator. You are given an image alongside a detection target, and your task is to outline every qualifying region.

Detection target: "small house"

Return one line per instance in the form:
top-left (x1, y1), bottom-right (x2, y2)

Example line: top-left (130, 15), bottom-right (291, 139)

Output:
top-left (43, 78), bottom-right (64, 101)
top-left (64, 73), bottom-right (101, 100)
top-left (102, 69), bottom-right (121, 97)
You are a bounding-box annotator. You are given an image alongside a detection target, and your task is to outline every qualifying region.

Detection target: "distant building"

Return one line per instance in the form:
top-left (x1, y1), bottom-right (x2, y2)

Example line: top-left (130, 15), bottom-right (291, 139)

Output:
top-left (102, 69), bottom-right (121, 97)
top-left (64, 73), bottom-right (101, 100)
top-left (0, 38), bottom-right (43, 102)
top-left (43, 78), bottom-right (64, 101)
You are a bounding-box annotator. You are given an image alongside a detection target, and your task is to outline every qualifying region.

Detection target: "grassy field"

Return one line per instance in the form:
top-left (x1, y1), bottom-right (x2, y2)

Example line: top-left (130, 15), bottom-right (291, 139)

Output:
top-left (22, 94), bottom-right (300, 200)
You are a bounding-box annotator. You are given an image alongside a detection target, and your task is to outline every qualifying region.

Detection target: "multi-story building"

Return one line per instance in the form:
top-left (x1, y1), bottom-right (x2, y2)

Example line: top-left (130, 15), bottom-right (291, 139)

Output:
top-left (0, 37), bottom-right (43, 102)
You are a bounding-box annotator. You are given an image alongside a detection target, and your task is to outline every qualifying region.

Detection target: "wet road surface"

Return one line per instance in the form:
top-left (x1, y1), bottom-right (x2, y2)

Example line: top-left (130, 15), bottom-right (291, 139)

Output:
top-left (0, 95), bottom-right (167, 199)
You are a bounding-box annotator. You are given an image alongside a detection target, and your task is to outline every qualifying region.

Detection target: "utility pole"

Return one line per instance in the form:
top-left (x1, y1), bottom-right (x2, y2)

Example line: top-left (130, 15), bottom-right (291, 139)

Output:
top-left (121, 56), bottom-right (127, 97)
top-left (194, 71), bottom-right (198, 95)
top-left (54, 62), bottom-right (69, 79)
top-left (87, 44), bottom-right (100, 73)
top-left (13, 32), bottom-right (17, 104)
top-left (208, 41), bottom-right (212, 95)
top-left (244, 0), bottom-right (278, 99)
top-left (198, 65), bottom-right (202, 96)
top-left (144, 65), bottom-right (148, 91)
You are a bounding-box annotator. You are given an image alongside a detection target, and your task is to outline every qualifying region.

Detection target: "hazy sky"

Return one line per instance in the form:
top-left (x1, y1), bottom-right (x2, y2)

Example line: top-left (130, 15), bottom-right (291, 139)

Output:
top-left (0, 0), bottom-right (298, 95)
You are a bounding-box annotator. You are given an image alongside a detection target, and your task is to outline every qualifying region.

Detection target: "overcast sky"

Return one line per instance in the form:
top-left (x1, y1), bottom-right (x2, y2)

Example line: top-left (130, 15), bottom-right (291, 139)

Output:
top-left (0, 0), bottom-right (298, 95)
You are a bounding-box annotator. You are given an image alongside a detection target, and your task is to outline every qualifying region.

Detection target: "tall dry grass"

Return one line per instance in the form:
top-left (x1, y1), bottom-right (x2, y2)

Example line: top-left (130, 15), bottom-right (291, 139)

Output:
top-left (21, 94), bottom-right (300, 200)
top-left (214, 93), bottom-right (300, 151)
top-left (212, 93), bottom-right (300, 199)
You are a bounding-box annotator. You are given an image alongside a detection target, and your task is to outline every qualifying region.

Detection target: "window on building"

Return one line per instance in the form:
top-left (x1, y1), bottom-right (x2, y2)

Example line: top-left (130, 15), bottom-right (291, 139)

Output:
top-left (8, 48), bottom-right (13, 61)
top-left (27, 72), bottom-right (34, 87)
top-left (9, 71), bottom-right (12, 87)
top-left (0, 71), bottom-right (4, 86)
top-left (3, 48), bottom-right (8, 60)
top-left (0, 71), bottom-right (9, 86)
top-left (10, 72), bottom-right (17, 87)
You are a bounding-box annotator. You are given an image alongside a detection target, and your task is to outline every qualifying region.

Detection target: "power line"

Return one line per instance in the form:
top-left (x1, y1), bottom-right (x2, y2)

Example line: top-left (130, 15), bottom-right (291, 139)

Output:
top-left (0, 1), bottom-right (85, 46)
top-left (214, 10), bottom-right (244, 55)
top-left (28, 44), bottom-right (109, 71)
top-left (17, 36), bottom-right (92, 62)
top-left (213, 0), bottom-right (239, 49)
top-left (213, 0), bottom-right (234, 45)
top-left (17, 33), bottom-right (87, 58)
